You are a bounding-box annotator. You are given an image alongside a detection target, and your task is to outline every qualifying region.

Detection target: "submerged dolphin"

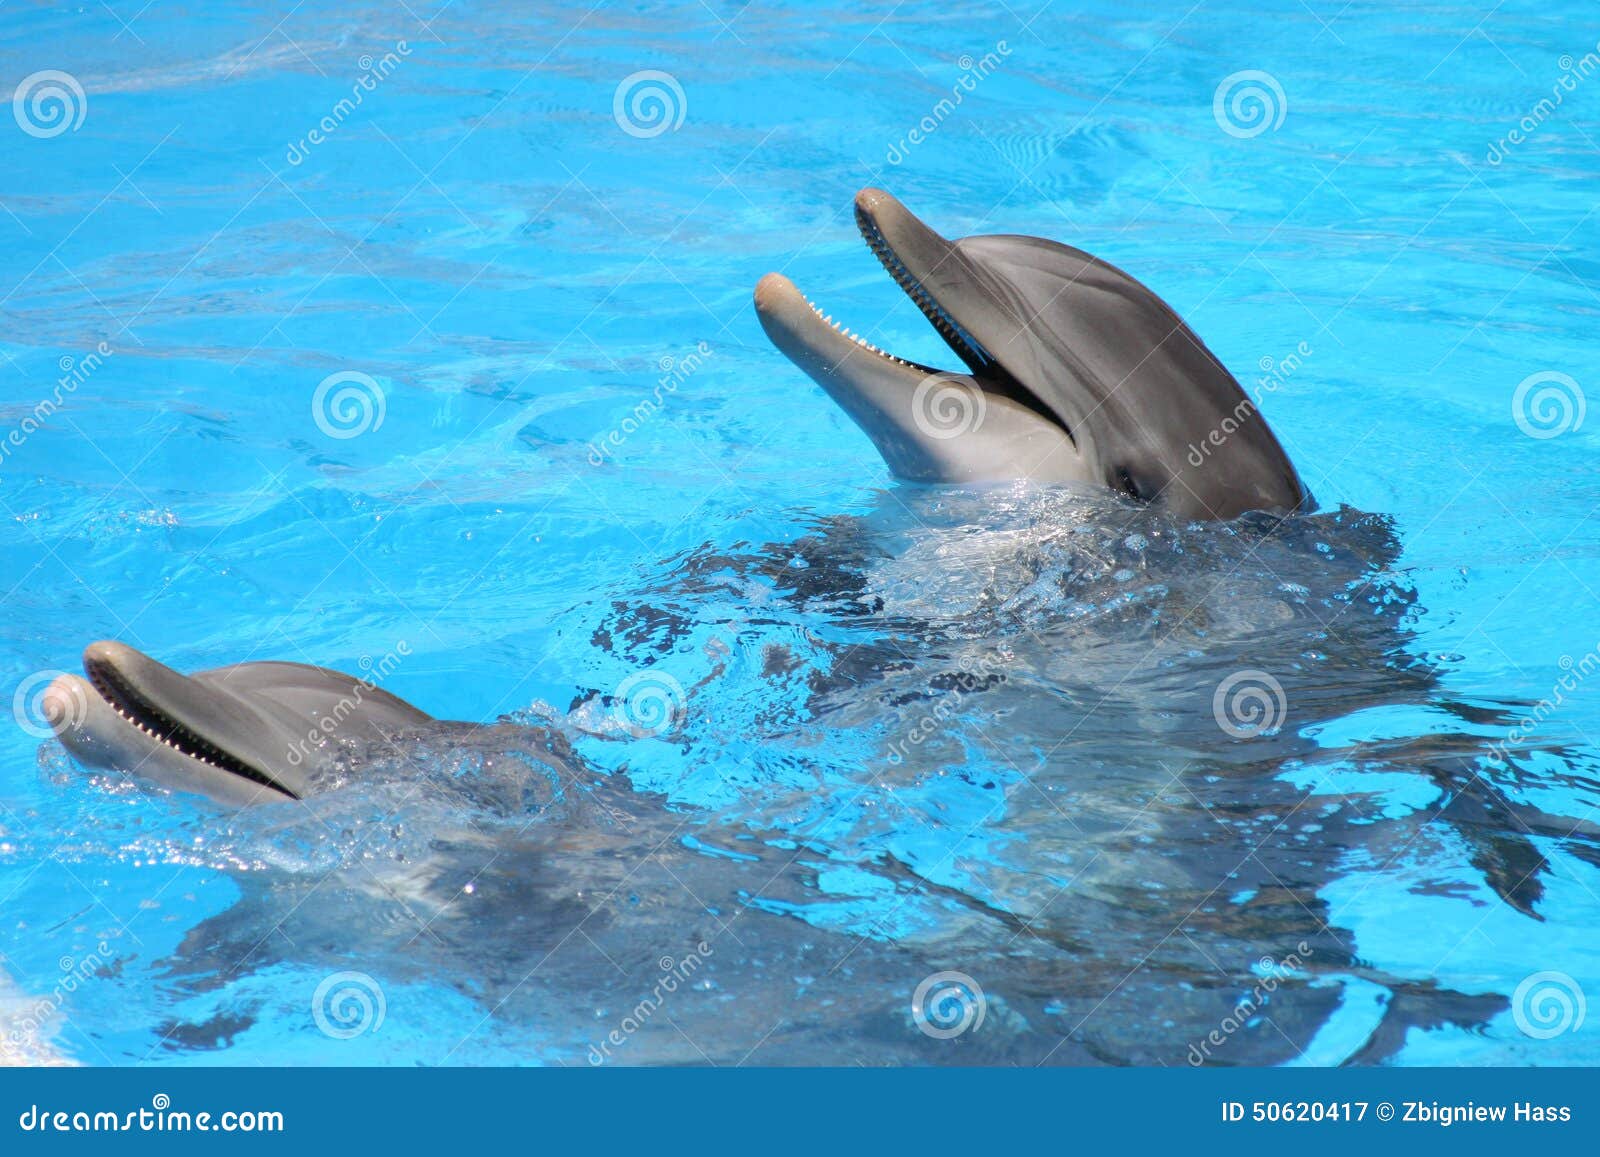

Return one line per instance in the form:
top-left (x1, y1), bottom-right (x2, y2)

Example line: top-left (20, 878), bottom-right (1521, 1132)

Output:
top-left (42, 641), bottom-right (440, 807)
top-left (755, 188), bottom-right (1310, 520)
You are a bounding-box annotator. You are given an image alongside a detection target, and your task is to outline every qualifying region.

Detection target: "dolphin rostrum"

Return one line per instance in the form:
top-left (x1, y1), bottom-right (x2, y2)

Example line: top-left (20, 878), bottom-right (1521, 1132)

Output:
top-left (755, 188), bottom-right (1310, 520)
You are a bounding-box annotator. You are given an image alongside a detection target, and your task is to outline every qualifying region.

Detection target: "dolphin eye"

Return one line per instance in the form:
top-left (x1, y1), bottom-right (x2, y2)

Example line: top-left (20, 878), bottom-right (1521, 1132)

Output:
top-left (1115, 467), bottom-right (1142, 501)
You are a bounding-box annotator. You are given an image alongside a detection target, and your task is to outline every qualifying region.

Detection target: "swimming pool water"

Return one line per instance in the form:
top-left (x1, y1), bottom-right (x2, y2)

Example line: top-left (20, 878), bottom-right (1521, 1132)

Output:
top-left (2, 0), bottom-right (1598, 1065)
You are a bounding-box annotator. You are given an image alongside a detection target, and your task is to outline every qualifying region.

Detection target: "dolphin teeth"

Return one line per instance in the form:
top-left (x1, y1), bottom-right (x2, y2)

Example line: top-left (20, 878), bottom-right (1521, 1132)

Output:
top-left (796, 285), bottom-right (915, 368)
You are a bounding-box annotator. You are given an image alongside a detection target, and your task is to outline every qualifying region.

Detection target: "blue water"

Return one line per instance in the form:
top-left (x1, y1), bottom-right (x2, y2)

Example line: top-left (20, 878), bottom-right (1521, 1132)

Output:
top-left (3, 0), bottom-right (1599, 1066)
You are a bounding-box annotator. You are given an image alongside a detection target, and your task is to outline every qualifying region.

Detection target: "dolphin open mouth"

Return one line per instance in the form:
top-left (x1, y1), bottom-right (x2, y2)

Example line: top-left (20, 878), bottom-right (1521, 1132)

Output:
top-left (53, 644), bottom-right (300, 799)
top-left (755, 188), bottom-right (1311, 516)
top-left (754, 189), bottom-right (1070, 441)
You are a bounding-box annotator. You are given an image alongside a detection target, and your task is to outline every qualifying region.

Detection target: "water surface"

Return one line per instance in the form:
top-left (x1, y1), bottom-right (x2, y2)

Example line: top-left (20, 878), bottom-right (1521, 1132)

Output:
top-left (2, 0), bottom-right (1598, 1065)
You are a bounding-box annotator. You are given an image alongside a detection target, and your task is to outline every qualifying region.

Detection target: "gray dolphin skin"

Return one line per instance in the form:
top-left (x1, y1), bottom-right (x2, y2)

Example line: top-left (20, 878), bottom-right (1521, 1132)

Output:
top-left (755, 188), bottom-right (1311, 520)
top-left (42, 641), bottom-right (437, 807)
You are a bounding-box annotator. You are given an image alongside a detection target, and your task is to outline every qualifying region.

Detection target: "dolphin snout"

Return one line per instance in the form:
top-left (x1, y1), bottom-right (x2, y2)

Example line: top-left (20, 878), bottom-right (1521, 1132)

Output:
top-left (753, 271), bottom-right (792, 316)
top-left (40, 673), bottom-right (92, 736)
top-left (853, 186), bottom-right (894, 216)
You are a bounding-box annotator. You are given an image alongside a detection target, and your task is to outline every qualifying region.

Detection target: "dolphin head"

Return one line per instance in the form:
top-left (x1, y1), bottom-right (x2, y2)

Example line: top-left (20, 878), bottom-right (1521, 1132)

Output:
top-left (41, 641), bottom-right (436, 807)
top-left (755, 188), bottom-right (1311, 520)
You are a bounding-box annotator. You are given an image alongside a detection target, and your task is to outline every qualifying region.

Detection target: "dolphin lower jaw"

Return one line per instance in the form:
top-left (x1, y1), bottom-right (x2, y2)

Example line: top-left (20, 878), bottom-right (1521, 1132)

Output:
top-left (753, 272), bottom-right (1082, 484)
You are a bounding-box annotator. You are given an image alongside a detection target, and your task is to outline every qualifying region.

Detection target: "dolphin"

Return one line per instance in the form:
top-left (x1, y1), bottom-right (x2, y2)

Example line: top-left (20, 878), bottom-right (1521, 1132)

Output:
top-left (755, 188), bottom-right (1310, 520)
top-left (41, 641), bottom-right (439, 807)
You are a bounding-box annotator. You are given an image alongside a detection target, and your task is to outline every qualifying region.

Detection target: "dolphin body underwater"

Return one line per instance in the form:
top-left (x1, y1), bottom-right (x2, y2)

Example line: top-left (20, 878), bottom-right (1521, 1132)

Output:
top-left (756, 188), bottom-right (1309, 520)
